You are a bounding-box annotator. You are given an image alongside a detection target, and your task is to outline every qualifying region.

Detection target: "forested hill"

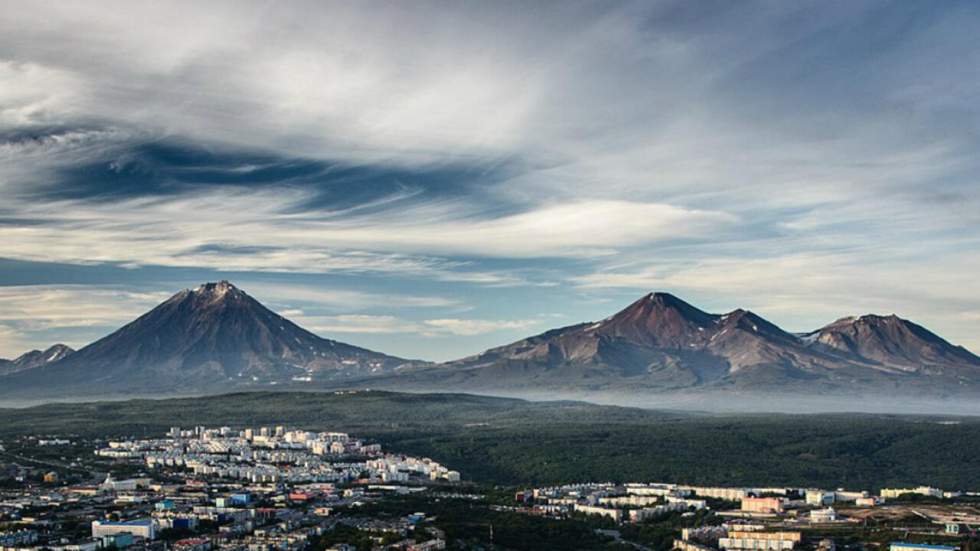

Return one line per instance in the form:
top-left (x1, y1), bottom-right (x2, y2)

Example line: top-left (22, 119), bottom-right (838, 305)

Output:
top-left (1, 391), bottom-right (978, 491)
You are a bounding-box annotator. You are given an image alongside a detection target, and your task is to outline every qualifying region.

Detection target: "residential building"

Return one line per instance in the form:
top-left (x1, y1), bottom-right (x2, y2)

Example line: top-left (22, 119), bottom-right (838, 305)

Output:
top-left (741, 497), bottom-right (783, 514)
top-left (91, 519), bottom-right (156, 540)
top-left (805, 490), bottom-right (834, 506)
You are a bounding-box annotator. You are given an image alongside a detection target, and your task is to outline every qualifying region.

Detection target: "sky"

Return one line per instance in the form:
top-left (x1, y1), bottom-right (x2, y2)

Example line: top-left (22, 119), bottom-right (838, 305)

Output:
top-left (1, 0), bottom-right (979, 362)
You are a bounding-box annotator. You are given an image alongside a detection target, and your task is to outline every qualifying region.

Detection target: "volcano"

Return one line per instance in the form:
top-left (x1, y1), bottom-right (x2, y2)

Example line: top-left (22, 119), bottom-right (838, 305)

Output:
top-left (0, 281), bottom-right (414, 397)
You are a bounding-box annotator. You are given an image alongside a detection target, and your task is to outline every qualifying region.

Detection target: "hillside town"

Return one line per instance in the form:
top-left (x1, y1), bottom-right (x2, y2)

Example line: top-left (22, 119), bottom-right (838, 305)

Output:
top-left (510, 482), bottom-right (979, 551)
top-left (95, 426), bottom-right (460, 485)
top-left (0, 426), bottom-right (458, 551)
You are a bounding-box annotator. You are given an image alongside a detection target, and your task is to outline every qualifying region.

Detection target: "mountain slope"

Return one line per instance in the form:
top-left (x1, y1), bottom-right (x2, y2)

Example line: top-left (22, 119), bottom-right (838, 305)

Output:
top-left (0, 282), bottom-right (414, 397)
top-left (387, 293), bottom-right (980, 396)
top-left (803, 314), bottom-right (980, 375)
top-left (412, 293), bottom-right (839, 390)
top-left (0, 344), bottom-right (74, 376)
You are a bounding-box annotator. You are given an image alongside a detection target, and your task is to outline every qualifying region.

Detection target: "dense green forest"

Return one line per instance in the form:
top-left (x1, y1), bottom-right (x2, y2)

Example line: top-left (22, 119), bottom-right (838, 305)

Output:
top-left (2, 391), bottom-right (978, 490)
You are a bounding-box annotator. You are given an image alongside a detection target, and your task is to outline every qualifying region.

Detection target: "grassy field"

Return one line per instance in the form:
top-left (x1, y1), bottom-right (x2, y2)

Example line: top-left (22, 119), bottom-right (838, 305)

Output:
top-left (2, 390), bottom-right (978, 490)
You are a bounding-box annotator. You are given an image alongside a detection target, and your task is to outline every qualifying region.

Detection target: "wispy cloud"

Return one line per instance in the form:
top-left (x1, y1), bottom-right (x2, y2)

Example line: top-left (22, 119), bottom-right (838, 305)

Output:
top-left (235, 281), bottom-right (461, 311)
top-left (0, 187), bottom-right (736, 268)
top-left (293, 314), bottom-right (421, 336)
top-left (291, 314), bottom-right (541, 338)
top-left (421, 318), bottom-right (540, 337)
top-left (0, 285), bottom-right (171, 356)
top-left (0, 285), bottom-right (170, 329)
top-left (0, 324), bottom-right (31, 360)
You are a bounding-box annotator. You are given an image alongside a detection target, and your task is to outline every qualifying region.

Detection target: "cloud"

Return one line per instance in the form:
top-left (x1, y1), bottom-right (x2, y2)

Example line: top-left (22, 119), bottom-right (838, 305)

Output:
top-left (236, 281), bottom-right (460, 311)
top-left (283, 313), bottom-right (542, 338)
top-left (271, 199), bottom-right (735, 258)
top-left (0, 285), bottom-right (169, 328)
top-left (422, 318), bottom-right (540, 337)
top-left (0, 61), bottom-right (84, 127)
top-left (2, 1), bottom-right (971, 201)
top-left (295, 314), bottom-right (420, 336)
top-left (0, 285), bottom-right (172, 356)
top-left (0, 324), bottom-right (31, 360)
top-left (0, 186), bottom-right (736, 271)
top-left (0, 2), bottom-right (550, 165)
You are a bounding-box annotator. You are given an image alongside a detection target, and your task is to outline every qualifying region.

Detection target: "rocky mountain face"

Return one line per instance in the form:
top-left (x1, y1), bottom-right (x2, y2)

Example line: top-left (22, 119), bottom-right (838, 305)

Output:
top-left (0, 282), bottom-right (414, 397)
top-left (0, 344), bottom-right (74, 376)
top-left (802, 314), bottom-right (980, 375)
top-left (409, 293), bottom-right (980, 395)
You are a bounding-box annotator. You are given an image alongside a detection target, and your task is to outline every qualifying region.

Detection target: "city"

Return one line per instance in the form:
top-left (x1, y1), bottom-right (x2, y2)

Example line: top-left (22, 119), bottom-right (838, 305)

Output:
top-left (1, 426), bottom-right (458, 551)
top-left (2, 423), bottom-right (978, 550)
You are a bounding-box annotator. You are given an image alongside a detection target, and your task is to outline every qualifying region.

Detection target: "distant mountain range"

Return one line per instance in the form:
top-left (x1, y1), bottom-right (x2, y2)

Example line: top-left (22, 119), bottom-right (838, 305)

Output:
top-left (0, 344), bottom-right (74, 376)
top-left (2, 283), bottom-right (979, 402)
top-left (392, 292), bottom-right (980, 396)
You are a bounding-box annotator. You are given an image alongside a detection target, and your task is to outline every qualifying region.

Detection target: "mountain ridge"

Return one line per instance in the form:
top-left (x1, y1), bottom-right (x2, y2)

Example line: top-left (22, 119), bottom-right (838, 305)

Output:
top-left (0, 344), bottom-right (75, 376)
top-left (389, 292), bottom-right (980, 396)
top-left (2, 284), bottom-right (978, 401)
